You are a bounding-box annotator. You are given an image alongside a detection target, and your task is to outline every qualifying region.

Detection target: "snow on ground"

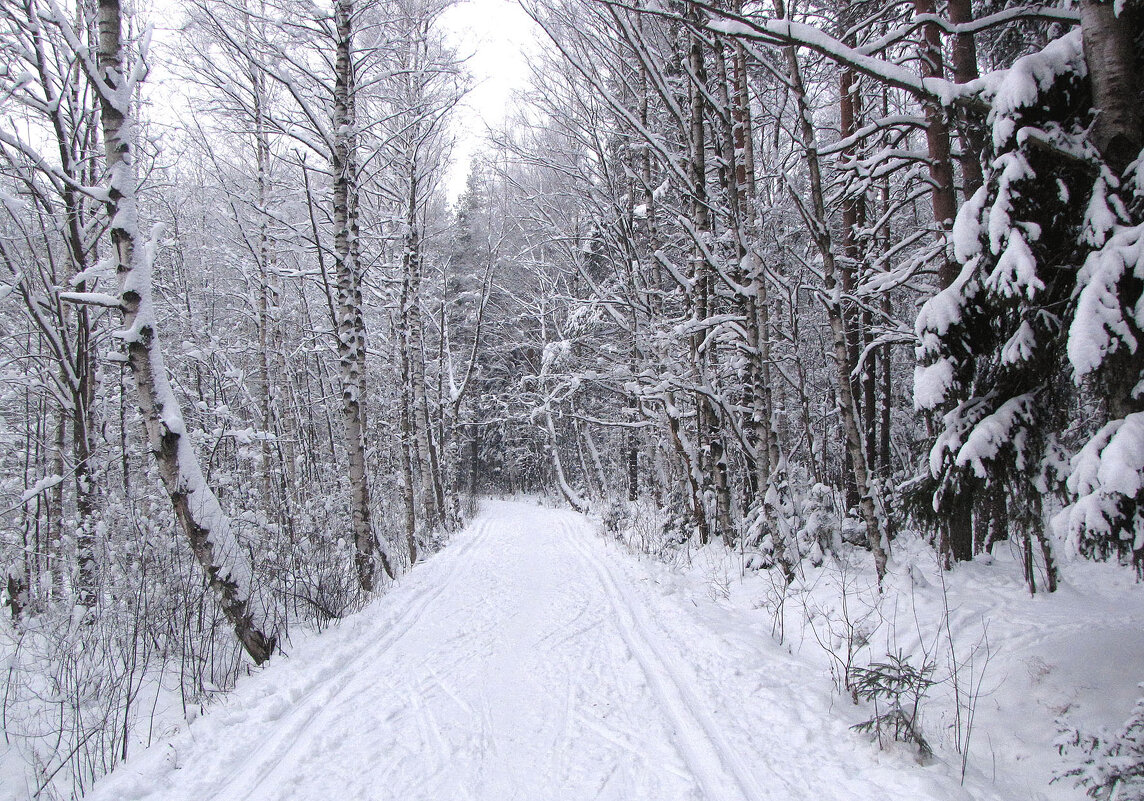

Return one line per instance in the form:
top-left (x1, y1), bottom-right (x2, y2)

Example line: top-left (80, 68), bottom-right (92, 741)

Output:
top-left (83, 500), bottom-right (1009, 801)
top-left (612, 506), bottom-right (1144, 801)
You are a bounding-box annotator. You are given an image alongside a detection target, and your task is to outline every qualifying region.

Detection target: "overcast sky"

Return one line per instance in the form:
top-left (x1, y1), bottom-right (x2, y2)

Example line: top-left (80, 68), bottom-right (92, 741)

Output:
top-left (440, 0), bottom-right (537, 201)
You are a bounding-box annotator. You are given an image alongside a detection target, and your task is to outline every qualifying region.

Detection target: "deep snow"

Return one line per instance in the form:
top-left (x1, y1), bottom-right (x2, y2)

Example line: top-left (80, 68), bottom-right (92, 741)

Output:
top-left (80, 501), bottom-right (1013, 801)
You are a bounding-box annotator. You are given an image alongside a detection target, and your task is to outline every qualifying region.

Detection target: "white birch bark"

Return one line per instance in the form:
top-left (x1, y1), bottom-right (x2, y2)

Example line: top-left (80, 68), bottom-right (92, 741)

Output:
top-left (90, 0), bottom-right (275, 661)
top-left (1080, 0), bottom-right (1143, 172)
top-left (332, 0), bottom-right (391, 590)
top-left (782, 36), bottom-right (889, 584)
top-left (402, 163), bottom-right (446, 532)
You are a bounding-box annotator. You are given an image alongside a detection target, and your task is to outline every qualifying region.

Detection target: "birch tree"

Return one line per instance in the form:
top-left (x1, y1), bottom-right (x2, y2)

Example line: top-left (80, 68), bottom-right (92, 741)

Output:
top-left (86, 0), bottom-right (275, 660)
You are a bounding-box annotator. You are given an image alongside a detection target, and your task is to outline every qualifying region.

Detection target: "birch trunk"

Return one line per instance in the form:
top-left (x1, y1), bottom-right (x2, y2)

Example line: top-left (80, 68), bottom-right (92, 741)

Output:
top-left (250, 32), bottom-right (280, 508)
top-left (716, 33), bottom-right (789, 561)
top-left (839, 61), bottom-right (866, 509)
top-left (397, 283), bottom-right (419, 565)
top-left (332, 0), bottom-right (390, 590)
top-left (686, 14), bottom-right (731, 543)
top-left (735, 38), bottom-right (781, 487)
top-left (663, 393), bottom-right (712, 544)
top-left (95, 0), bottom-right (275, 662)
top-left (544, 411), bottom-right (588, 514)
top-left (1080, 0), bottom-right (1143, 172)
top-left (402, 165), bottom-right (446, 532)
top-left (627, 425), bottom-right (639, 502)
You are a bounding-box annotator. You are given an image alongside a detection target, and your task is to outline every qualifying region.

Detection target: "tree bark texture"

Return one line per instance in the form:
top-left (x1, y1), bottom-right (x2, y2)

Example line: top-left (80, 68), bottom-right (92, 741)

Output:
top-left (1080, 0), bottom-right (1143, 172)
top-left (97, 0), bottom-right (275, 662)
top-left (946, 0), bottom-right (985, 197)
top-left (332, 0), bottom-right (391, 591)
top-left (913, 0), bottom-right (958, 285)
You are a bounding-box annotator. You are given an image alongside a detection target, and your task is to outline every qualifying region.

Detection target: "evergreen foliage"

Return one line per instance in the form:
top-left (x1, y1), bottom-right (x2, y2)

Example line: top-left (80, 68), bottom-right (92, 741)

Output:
top-left (915, 22), bottom-right (1144, 575)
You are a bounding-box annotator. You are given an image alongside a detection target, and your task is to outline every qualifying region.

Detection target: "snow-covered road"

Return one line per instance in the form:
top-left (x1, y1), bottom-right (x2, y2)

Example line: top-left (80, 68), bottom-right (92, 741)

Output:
top-left (89, 501), bottom-right (994, 801)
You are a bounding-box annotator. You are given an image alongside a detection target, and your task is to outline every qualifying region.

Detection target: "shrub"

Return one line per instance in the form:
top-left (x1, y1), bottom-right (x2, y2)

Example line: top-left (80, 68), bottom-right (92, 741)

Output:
top-left (850, 651), bottom-right (935, 758)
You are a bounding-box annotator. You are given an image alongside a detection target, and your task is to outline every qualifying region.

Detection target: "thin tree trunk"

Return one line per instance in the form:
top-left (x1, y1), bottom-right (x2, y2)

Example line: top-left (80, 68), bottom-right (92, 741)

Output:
top-left (663, 392), bottom-right (712, 544)
top-left (544, 411), bottom-right (588, 513)
top-left (839, 62), bottom-right (865, 509)
top-left (863, 314), bottom-right (877, 471)
top-left (253, 56), bottom-right (279, 509)
top-left (398, 327), bottom-right (419, 565)
top-left (404, 206), bottom-right (446, 531)
top-left (686, 11), bottom-right (730, 543)
top-left (332, 0), bottom-right (390, 590)
top-left (467, 422), bottom-right (481, 500)
top-left (914, 0), bottom-right (958, 278)
top-left (879, 296), bottom-right (893, 475)
top-left (582, 426), bottom-right (610, 499)
top-left (784, 37), bottom-right (888, 583)
top-left (73, 400), bottom-right (97, 609)
top-left (627, 425), bottom-right (639, 501)
top-left (912, 0), bottom-right (975, 562)
top-left (947, 0), bottom-right (985, 197)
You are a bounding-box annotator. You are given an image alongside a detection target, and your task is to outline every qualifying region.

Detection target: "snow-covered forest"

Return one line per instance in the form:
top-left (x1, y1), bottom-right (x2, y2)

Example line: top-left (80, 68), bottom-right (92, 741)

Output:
top-left (2, 0), bottom-right (1144, 798)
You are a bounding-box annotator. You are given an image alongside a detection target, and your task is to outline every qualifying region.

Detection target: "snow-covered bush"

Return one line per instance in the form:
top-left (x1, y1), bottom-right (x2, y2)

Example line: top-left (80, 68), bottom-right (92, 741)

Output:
top-left (1059, 689), bottom-right (1144, 800)
top-left (743, 474), bottom-right (868, 575)
top-left (798, 483), bottom-right (842, 566)
top-left (600, 498), bottom-right (630, 536)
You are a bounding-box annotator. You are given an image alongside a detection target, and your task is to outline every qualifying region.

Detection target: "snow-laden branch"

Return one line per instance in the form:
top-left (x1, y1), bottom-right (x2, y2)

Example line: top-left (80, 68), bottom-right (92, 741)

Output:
top-left (58, 291), bottom-right (123, 309)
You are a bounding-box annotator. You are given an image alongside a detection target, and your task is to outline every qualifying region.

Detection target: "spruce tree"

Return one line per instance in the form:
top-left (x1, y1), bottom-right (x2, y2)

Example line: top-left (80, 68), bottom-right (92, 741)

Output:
top-left (916, 13), bottom-right (1144, 583)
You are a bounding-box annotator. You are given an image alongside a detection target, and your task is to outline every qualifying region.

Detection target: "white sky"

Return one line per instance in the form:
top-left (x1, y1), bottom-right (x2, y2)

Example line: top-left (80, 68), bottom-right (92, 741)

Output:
top-left (439, 0), bottom-right (537, 201)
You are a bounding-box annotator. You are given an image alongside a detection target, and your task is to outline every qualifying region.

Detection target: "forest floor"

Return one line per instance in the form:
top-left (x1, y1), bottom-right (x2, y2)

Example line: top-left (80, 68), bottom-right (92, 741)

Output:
top-left (83, 500), bottom-right (1013, 801)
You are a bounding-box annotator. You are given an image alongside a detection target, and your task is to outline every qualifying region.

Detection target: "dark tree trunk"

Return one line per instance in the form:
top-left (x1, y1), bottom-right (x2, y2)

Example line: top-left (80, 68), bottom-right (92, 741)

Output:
top-left (947, 0), bottom-right (985, 197)
top-left (1080, 0), bottom-right (1143, 173)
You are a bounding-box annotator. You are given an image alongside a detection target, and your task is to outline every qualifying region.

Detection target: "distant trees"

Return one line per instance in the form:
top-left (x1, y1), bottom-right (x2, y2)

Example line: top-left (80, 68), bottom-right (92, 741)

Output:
top-left (502, 0), bottom-right (944, 580)
top-left (177, 0), bottom-right (470, 588)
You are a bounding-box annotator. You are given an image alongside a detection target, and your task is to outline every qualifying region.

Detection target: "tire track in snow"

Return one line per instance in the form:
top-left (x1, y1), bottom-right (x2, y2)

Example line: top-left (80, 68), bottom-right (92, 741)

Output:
top-left (562, 516), bottom-right (772, 801)
top-left (208, 515), bottom-right (496, 801)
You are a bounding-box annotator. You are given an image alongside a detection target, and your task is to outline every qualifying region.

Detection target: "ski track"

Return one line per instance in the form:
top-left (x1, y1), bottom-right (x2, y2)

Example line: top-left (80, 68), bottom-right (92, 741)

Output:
top-left (87, 501), bottom-right (1005, 801)
top-left (211, 516), bottom-right (498, 801)
top-left (561, 517), bottom-right (771, 801)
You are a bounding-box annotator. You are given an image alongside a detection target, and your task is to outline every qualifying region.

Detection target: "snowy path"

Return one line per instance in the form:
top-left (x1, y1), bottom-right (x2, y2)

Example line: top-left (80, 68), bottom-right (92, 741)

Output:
top-left (89, 501), bottom-right (994, 801)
